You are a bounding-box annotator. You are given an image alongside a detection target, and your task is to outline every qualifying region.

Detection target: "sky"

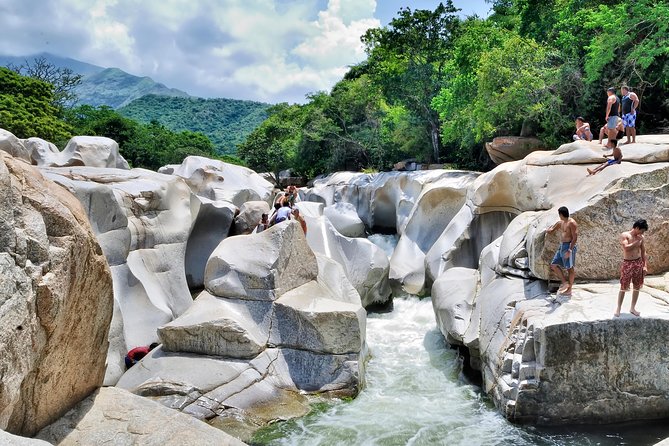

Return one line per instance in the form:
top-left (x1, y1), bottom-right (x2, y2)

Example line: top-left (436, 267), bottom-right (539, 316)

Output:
top-left (0, 0), bottom-right (491, 104)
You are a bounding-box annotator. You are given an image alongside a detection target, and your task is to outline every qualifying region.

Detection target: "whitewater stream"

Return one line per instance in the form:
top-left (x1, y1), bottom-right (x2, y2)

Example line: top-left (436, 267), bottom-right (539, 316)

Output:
top-left (251, 235), bottom-right (668, 446)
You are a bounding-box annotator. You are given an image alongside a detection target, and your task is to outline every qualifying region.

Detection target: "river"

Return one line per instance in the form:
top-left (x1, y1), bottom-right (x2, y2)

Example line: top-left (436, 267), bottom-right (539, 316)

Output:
top-left (251, 235), bottom-right (668, 446)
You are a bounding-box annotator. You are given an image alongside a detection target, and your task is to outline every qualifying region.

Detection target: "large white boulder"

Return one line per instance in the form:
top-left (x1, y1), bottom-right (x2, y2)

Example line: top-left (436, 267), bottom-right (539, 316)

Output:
top-left (159, 156), bottom-right (274, 207)
top-left (43, 166), bottom-right (194, 385)
top-left (0, 153), bottom-right (113, 436)
top-left (474, 276), bottom-right (669, 424)
top-left (36, 387), bottom-right (246, 445)
top-left (185, 196), bottom-right (237, 288)
top-left (55, 136), bottom-right (130, 169)
top-left (205, 221), bottom-right (318, 301)
top-left (323, 202), bottom-right (365, 237)
top-left (298, 202), bottom-right (391, 308)
top-left (0, 129), bottom-right (31, 162)
top-left (0, 431), bottom-right (51, 446)
top-left (485, 136), bottom-right (545, 165)
top-left (431, 267), bottom-right (479, 345)
top-left (21, 137), bottom-right (59, 166)
top-left (234, 200), bottom-right (271, 235)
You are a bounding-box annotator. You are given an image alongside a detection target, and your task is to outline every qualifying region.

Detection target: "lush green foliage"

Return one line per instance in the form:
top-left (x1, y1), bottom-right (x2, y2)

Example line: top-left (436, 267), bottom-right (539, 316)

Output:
top-left (64, 105), bottom-right (241, 170)
top-left (119, 95), bottom-right (270, 155)
top-left (239, 0), bottom-right (669, 175)
top-left (0, 67), bottom-right (73, 144)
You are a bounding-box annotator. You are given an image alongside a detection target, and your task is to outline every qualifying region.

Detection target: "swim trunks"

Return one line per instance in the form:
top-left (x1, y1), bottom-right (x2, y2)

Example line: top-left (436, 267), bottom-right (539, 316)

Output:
top-left (551, 242), bottom-right (576, 269)
top-left (620, 257), bottom-right (644, 290)
top-left (622, 112), bottom-right (636, 128)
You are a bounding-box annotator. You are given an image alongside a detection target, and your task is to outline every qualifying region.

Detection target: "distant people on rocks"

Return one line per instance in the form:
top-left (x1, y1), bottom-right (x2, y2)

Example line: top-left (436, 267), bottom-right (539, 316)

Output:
top-left (271, 201), bottom-right (292, 225)
top-left (604, 87), bottom-right (621, 149)
top-left (615, 219), bottom-right (648, 317)
top-left (587, 139), bottom-right (623, 175)
top-left (292, 208), bottom-right (307, 235)
top-left (621, 85), bottom-right (640, 144)
top-left (125, 343), bottom-right (159, 369)
top-left (546, 206), bottom-right (578, 296)
top-left (285, 185), bottom-right (298, 207)
top-left (254, 213), bottom-right (269, 233)
top-left (573, 117), bottom-right (593, 141)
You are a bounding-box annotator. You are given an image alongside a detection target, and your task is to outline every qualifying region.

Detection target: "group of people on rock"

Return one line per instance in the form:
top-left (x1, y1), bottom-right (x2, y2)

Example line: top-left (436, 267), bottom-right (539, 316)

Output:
top-left (547, 206), bottom-right (648, 317)
top-left (254, 185), bottom-right (307, 235)
top-left (571, 86), bottom-right (640, 176)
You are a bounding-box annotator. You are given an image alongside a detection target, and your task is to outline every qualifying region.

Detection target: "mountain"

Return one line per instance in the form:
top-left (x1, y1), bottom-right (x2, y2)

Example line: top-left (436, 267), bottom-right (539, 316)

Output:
top-left (0, 52), bottom-right (104, 76)
top-left (119, 95), bottom-right (270, 155)
top-left (75, 68), bottom-right (190, 108)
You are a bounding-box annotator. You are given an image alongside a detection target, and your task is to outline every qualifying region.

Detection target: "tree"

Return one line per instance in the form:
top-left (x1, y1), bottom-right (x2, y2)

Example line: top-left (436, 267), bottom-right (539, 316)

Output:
top-left (0, 67), bottom-right (73, 144)
top-left (362, 1), bottom-right (461, 162)
top-left (8, 56), bottom-right (83, 111)
top-left (237, 103), bottom-right (304, 184)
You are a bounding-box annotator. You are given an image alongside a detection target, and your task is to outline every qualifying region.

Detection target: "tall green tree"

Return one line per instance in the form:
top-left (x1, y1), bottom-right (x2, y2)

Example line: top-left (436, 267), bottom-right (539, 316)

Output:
top-left (362, 1), bottom-right (461, 162)
top-left (0, 67), bottom-right (73, 144)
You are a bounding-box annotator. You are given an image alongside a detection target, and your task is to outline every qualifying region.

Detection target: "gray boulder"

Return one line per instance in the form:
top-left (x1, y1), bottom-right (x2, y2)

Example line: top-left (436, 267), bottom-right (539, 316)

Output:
top-left (0, 129), bottom-right (31, 162)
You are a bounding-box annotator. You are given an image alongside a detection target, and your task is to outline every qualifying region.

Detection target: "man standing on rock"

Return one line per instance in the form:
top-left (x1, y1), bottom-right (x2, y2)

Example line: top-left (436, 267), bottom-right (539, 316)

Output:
top-left (604, 87), bottom-right (621, 149)
top-left (615, 219), bottom-right (649, 317)
top-left (620, 86), bottom-right (640, 144)
top-left (546, 206), bottom-right (578, 296)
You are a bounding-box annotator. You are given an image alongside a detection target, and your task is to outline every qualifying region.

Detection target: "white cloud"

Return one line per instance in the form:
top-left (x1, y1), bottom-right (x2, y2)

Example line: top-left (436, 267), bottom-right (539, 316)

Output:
top-left (0, 0), bottom-right (387, 103)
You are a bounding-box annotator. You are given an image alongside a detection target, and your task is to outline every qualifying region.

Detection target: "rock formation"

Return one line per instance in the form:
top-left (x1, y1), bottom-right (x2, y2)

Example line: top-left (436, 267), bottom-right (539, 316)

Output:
top-left (36, 387), bottom-right (246, 445)
top-left (0, 153), bottom-right (113, 436)
top-left (117, 221), bottom-right (366, 439)
top-left (43, 166), bottom-right (194, 385)
top-left (485, 136), bottom-right (545, 165)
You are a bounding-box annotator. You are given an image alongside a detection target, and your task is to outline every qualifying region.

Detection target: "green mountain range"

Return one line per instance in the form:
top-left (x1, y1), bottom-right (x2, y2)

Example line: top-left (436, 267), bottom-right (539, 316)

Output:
top-left (75, 67), bottom-right (190, 108)
top-left (1, 52), bottom-right (271, 154)
top-left (119, 95), bottom-right (269, 155)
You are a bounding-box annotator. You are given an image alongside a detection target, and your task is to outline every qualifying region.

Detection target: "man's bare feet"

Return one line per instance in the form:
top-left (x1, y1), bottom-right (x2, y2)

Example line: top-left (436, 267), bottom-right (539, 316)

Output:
top-left (558, 283), bottom-right (568, 293)
top-left (561, 288), bottom-right (572, 296)
top-left (630, 309), bottom-right (641, 317)
top-left (587, 168), bottom-right (595, 176)
top-left (614, 311), bottom-right (620, 317)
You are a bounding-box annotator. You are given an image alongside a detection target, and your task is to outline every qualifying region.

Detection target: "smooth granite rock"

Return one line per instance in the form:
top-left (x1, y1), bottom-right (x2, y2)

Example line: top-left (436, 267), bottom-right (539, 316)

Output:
top-left (431, 267), bottom-right (479, 345)
top-left (234, 200), bottom-right (271, 235)
top-left (0, 153), bottom-right (113, 436)
top-left (0, 129), bottom-right (31, 162)
top-left (36, 387), bottom-right (246, 445)
top-left (323, 201), bottom-right (366, 237)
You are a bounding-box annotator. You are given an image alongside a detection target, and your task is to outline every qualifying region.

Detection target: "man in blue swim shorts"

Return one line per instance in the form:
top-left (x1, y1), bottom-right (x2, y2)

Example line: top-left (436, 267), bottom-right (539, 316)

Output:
top-left (587, 138), bottom-right (622, 176)
top-left (546, 206), bottom-right (578, 295)
top-left (620, 85), bottom-right (640, 144)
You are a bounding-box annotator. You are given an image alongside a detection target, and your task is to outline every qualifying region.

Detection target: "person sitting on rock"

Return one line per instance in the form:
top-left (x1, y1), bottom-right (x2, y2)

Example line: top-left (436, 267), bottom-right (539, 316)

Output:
top-left (292, 208), bottom-right (307, 235)
top-left (573, 117), bottom-right (593, 141)
top-left (598, 116), bottom-right (623, 147)
top-left (125, 342), bottom-right (159, 369)
top-left (587, 139), bottom-right (622, 176)
top-left (271, 201), bottom-right (292, 225)
top-left (254, 213), bottom-right (269, 233)
top-left (286, 185), bottom-right (298, 207)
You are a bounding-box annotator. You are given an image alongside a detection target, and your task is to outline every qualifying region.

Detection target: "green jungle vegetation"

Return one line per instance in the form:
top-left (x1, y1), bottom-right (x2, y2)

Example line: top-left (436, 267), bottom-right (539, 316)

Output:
top-left (0, 67), bottom-right (241, 171)
top-left (118, 95), bottom-right (270, 155)
top-left (238, 0), bottom-right (669, 179)
top-left (3, 1), bottom-right (667, 179)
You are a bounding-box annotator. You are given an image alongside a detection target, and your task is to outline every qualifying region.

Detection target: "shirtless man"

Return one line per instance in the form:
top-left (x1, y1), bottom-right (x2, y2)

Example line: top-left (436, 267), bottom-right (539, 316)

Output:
top-left (546, 206), bottom-right (578, 295)
top-left (604, 87), bottom-right (621, 149)
top-left (615, 219), bottom-right (648, 317)
top-left (620, 86), bottom-right (640, 144)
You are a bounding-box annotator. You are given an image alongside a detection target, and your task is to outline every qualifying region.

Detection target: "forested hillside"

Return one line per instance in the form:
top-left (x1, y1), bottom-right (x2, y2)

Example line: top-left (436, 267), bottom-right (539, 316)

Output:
top-left (75, 68), bottom-right (190, 108)
top-left (238, 0), bottom-right (669, 178)
top-left (119, 95), bottom-right (270, 155)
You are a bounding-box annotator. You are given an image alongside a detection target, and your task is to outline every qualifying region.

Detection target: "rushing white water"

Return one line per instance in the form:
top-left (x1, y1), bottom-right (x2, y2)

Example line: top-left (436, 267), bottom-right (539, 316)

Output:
top-left (367, 233), bottom-right (399, 259)
top-left (252, 235), bottom-right (669, 446)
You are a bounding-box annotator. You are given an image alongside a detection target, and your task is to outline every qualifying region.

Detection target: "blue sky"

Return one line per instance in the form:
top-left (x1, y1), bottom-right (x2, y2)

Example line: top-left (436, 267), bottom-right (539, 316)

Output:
top-left (0, 0), bottom-right (491, 103)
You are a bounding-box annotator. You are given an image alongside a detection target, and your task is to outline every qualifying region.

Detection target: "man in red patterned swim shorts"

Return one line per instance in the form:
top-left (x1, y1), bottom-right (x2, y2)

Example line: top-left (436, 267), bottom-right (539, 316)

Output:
top-left (615, 219), bottom-right (648, 317)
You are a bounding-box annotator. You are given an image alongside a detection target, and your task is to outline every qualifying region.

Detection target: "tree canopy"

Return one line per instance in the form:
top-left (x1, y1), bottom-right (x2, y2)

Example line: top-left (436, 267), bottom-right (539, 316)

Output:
top-left (239, 0), bottom-right (669, 176)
